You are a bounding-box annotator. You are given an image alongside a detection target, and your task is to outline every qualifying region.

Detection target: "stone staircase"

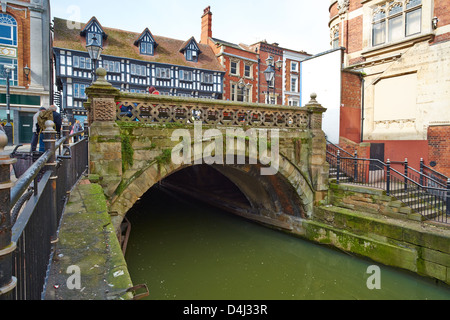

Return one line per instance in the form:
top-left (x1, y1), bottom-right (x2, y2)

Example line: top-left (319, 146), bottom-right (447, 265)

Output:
top-left (389, 187), bottom-right (447, 222)
top-left (329, 166), bottom-right (448, 224)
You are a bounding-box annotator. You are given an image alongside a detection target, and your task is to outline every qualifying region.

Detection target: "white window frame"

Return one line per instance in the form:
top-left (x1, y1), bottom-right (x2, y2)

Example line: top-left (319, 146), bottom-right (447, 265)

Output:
top-left (290, 76), bottom-right (298, 93)
top-left (371, 0), bottom-right (422, 48)
top-left (291, 61), bottom-right (299, 72)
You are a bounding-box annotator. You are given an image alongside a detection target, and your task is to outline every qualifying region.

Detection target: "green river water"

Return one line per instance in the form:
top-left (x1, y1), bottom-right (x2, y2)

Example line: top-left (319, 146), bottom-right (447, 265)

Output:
top-left (125, 187), bottom-right (450, 300)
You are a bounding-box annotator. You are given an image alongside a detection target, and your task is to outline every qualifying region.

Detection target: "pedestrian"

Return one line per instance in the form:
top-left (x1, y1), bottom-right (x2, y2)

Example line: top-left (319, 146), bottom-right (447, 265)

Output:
top-left (72, 120), bottom-right (83, 142)
top-left (37, 105), bottom-right (61, 153)
top-left (31, 106), bottom-right (47, 152)
top-left (49, 105), bottom-right (62, 136)
top-left (0, 122), bottom-right (4, 133)
top-left (148, 86), bottom-right (160, 95)
top-left (37, 107), bottom-right (53, 153)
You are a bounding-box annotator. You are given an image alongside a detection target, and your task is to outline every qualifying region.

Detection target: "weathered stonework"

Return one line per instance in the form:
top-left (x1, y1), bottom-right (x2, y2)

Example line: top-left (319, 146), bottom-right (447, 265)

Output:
top-left (301, 182), bottom-right (450, 285)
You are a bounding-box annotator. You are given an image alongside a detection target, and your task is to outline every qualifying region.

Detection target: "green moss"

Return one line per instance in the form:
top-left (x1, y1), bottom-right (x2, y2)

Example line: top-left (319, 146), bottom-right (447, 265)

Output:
top-left (120, 132), bottom-right (134, 172)
top-left (155, 149), bottom-right (172, 166)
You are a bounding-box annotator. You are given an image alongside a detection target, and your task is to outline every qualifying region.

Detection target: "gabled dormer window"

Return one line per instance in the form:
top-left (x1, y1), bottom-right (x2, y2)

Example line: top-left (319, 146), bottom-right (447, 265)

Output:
top-left (80, 17), bottom-right (107, 48)
top-left (135, 28), bottom-right (157, 56)
top-left (180, 37), bottom-right (201, 62)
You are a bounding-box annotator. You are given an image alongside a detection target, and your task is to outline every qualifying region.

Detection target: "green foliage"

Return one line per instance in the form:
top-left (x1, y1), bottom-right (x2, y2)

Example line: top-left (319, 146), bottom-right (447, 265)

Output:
top-left (121, 133), bottom-right (134, 171)
top-left (155, 149), bottom-right (172, 166)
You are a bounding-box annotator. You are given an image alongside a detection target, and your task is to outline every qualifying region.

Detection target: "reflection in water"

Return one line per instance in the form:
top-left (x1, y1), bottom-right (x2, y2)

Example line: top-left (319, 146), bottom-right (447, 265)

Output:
top-left (125, 187), bottom-right (450, 300)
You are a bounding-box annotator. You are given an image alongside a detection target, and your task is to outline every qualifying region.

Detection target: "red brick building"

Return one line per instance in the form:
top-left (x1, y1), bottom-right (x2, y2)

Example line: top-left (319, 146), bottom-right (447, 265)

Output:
top-left (201, 6), bottom-right (310, 106)
top-left (201, 7), bottom-right (259, 103)
top-left (0, 0), bottom-right (52, 145)
top-left (330, 0), bottom-right (450, 173)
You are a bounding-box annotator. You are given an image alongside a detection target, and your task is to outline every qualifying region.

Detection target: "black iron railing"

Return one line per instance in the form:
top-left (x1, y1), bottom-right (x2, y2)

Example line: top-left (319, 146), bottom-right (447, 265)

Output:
top-left (327, 141), bottom-right (449, 224)
top-left (0, 121), bottom-right (88, 300)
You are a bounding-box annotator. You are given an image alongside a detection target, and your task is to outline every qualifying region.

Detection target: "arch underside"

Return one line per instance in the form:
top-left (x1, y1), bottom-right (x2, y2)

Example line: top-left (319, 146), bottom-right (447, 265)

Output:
top-left (109, 154), bottom-right (315, 231)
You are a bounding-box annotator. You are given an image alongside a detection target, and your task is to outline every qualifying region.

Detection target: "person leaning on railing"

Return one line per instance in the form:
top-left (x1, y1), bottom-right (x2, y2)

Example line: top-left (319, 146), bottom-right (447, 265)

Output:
top-left (37, 105), bottom-right (62, 153)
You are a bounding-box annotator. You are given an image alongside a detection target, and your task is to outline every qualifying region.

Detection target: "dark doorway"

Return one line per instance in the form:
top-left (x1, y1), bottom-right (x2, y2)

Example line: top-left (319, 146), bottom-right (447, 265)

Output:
top-left (19, 112), bottom-right (34, 144)
top-left (370, 143), bottom-right (385, 171)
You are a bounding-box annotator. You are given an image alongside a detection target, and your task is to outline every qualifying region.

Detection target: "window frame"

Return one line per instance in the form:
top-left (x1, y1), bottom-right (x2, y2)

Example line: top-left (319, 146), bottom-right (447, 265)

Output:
top-left (291, 76), bottom-right (298, 93)
top-left (371, 0), bottom-right (422, 48)
top-left (179, 69), bottom-right (193, 81)
top-left (155, 67), bottom-right (171, 79)
top-left (140, 42), bottom-right (154, 56)
top-left (0, 14), bottom-right (17, 46)
top-left (230, 60), bottom-right (239, 76)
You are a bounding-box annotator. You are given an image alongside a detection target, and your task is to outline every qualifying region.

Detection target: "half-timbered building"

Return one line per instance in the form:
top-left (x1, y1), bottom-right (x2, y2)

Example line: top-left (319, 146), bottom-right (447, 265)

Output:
top-left (53, 16), bottom-right (225, 123)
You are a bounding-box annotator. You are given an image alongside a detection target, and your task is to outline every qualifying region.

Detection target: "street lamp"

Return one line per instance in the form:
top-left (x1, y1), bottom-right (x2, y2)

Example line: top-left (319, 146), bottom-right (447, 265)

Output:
top-left (263, 56), bottom-right (282, 104)
top-left (238, 78), bottom-right (247, 102)
top-left (4, 65), bottom-right (15, 145)
top-left (23, 65), bottom-right (31, 80)
top-left (86, 35), bottom-right (103, 81)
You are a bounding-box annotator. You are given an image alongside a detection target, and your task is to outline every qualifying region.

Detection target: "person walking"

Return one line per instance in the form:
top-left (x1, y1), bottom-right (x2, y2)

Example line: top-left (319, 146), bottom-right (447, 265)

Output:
top-left (72, 120), bottom-right (83, 142)
top-left (31, 107), bottom-right (46, 152)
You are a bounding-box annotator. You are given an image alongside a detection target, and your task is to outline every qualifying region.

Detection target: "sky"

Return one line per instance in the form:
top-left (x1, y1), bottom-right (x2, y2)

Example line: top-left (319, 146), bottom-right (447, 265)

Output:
top-left (50, 0), bottom-right (331, 55)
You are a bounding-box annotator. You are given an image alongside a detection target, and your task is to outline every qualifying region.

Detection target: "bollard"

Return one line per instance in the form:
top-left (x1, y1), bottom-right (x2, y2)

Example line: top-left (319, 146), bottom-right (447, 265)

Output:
top-left (43, 121), bottom-right (58, 243)
top-left (0, 129), bottom-right (17, 299)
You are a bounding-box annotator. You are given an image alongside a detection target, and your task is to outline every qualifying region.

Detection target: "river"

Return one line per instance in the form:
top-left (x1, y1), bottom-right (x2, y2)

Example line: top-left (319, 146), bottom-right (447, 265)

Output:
top-left (124, 187), bottom-right (450, 300)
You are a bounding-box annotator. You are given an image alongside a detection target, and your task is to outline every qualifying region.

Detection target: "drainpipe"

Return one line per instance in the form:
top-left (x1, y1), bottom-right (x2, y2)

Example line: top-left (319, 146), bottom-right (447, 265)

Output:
top-left (256, 47), bottom-right (260, 104)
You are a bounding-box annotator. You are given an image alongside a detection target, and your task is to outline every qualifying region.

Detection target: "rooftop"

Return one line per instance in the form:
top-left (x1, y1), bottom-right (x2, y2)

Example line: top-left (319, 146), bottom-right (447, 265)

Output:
top-left (53, 17), bottom-right (225, 72)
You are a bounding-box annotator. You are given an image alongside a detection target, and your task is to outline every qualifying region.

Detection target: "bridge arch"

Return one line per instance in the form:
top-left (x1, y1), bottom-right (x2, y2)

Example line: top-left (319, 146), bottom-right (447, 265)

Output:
top-left (108, 149), bottom-right (315, 231)
top-left (84, 77), bottom-right (329, 233)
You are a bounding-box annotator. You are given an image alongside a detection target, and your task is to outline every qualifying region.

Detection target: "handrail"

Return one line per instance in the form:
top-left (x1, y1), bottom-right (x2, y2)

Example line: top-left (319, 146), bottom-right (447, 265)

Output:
top-left (10, 150), bottom-right (52, 208)
top-left (329, 150), bottom-right (449, 223)
top-left (326, 140), bottom-right (353, 157)
top-left (422, 162), bottom-right (448, 179)
top-left (408, 165), bottom-right (446, 188)
top-left (337, 155), bottom-right (441, 190)
top-left (10, 132), bottom-right (81, 209)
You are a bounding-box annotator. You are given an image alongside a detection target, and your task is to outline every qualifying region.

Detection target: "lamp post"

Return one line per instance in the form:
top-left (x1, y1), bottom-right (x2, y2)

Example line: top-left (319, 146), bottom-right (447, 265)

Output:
top-left (238, 78), bottom-right (247, 102)
top-left (23, 65), bottom-right (31, 80)
top-left (86, 35), bottom-right (103, 82)
top-left (263, 56), bottom-right (282, 105)
top-left (4, 65), bottom-right (15, 145)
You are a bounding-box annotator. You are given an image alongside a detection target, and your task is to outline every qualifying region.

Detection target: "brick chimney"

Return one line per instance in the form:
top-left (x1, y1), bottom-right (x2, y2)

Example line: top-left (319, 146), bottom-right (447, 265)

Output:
top-left (201, 6), bottom-right (212, 44)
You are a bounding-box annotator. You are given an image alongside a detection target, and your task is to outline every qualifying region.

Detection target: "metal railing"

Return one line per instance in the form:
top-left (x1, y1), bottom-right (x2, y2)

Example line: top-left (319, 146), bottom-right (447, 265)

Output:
top-left (0, 120), bottom-right (89, 300)
top-left (327, 141), bottom-right (449, 224)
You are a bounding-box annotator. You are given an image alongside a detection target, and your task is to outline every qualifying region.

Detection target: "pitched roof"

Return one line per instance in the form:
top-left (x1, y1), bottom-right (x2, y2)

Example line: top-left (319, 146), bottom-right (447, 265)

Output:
top-left (79, 16), bottom-right (107, 40)
top-left (53, 17), bottom-right (225, 72)
top-left (179, 36), bottom-right (201, 54)
top-left (134, 28), bottom-right (157, 47)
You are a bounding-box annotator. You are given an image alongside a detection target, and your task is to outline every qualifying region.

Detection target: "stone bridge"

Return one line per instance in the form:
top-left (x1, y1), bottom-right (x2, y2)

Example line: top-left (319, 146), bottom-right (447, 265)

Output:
top-left (84, 70), bottom-right (329, 232)
top-left (50, 69), bottom-right (450, 290)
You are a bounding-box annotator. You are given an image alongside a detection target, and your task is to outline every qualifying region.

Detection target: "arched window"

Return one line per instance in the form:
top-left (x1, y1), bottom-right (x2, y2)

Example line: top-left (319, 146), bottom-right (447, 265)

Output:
top-left (0, 14), bottom-right (18, 86)
top-left (0, 13), bottom-right (17, 46)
